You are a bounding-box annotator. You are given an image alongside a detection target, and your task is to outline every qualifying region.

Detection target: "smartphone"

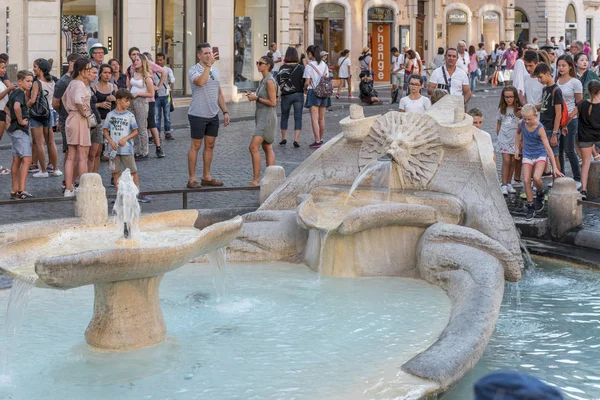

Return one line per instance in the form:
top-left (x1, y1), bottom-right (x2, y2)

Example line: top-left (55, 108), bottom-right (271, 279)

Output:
top-left (212, 47), bottom-right (219, 60)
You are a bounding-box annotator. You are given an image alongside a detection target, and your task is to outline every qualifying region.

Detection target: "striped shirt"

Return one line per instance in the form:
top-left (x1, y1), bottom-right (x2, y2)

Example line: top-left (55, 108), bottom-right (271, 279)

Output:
top-left (188, 63), bottom-right (220, 118)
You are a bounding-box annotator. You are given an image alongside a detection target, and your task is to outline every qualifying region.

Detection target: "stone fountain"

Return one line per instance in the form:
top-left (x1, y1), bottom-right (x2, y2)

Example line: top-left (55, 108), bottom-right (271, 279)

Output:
top-left (226, 96), bottom-right (524, 395)
top-left (0, 173), bottom-right (242, 351)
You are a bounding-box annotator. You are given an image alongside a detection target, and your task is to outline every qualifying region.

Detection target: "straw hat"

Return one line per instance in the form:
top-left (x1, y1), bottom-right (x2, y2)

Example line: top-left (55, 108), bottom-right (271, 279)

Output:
top-left (362, 47), bottom-right (371, 55)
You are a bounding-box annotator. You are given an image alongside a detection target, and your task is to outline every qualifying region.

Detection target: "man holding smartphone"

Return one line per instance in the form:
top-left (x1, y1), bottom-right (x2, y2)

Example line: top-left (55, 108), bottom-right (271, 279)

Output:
top-left (187, 43), bottom-right (230, 188)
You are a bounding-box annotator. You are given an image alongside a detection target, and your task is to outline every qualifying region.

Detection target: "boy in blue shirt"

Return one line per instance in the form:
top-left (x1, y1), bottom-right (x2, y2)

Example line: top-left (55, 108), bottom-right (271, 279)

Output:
top-left (103, 89), bottom-right (150, 202)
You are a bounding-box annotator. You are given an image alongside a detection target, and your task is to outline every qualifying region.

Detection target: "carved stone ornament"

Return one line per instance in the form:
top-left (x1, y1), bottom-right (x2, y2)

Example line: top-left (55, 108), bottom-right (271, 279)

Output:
top-left (359, 112), bottom-right (443, 189)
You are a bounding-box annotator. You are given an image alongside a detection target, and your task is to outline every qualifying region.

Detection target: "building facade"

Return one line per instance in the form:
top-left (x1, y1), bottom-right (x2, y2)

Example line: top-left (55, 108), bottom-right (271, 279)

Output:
top-left (1, 0), bottom-right (599, 101)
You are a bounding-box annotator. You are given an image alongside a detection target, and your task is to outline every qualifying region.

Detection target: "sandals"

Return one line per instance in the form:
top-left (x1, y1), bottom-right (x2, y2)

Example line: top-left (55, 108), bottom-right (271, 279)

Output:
top-left (0, 167), bottom-right (9, 175)
top-left (186, 180), bottom-right (202, 188)
top-left (201, 178), bottom-right (224, 187)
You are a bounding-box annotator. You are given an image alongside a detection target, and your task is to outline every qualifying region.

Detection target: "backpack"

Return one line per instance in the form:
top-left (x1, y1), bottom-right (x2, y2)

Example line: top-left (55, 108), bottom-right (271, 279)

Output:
top-left (309, 63), bottom-right (333, 98)
top-left (552, 87), bottom-right (569, 127)
top-left (278, 64), bottom-right (301, 95)
top-left (30, 80), bottom-right (50, 122)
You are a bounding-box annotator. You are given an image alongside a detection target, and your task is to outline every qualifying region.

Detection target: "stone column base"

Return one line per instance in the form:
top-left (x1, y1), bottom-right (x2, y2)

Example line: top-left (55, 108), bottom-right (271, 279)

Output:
top-left (85, 275), bottom-right (166, 351)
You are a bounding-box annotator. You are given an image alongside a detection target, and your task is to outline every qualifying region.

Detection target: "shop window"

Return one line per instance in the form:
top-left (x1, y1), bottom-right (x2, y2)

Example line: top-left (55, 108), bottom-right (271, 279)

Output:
top-left (234, 0), bottom-right (273, 89)
top-left (314, 3), bottom-right (345, 76)
top-left (565, 5), bottom-right (577, 45)
top-left (61, 0), bottom-right (117, 69)
top-left (514, 10), bottom-right (529, 45)
top-left (156, 0), bottom-right (186, 96)
top-left (482, 12), bottom-right (500, 51)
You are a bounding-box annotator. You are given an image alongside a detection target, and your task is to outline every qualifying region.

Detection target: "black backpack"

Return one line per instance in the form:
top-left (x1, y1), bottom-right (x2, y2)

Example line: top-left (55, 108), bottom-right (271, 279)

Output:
top-left (30, 81), bottom-right (50, 122)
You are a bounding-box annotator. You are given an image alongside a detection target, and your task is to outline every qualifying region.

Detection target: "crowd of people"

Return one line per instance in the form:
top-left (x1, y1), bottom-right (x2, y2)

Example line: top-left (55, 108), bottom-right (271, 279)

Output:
top-left (0, 44), bottom-right (175, 201)
top-left (2, 37), bottom-right (599, 210)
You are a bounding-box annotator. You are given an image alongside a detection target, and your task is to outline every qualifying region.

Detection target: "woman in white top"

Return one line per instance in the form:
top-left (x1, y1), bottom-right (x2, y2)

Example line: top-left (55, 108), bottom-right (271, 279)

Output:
top-left (127, 53), bottom-right (155, 158)
top-left (29, 58), bottom-right (61, 178)
top-left (399, 74), bottom-right (431, 113)
top-left (0, 59), bottom-right (14, 175)
top-left (336, 49), bottom-right (353, 99)
top-left (303, 45), bottom-right (331, 149)
top-left (555, 54), bottom-right (582, 184)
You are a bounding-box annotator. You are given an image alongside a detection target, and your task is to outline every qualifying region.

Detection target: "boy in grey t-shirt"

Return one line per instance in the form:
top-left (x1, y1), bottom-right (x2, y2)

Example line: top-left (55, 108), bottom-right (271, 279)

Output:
top-left (103, 89), bottom-right (150, 203)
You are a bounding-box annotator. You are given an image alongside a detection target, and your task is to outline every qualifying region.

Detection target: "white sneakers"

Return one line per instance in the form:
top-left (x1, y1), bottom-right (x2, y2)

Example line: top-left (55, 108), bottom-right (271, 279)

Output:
top-left (32, 171), bottom-right (49, 178)
top-left (32, 170), bottom-right (63, 178)
top-left (64, 189), bottom-right (75, 198)
top-left (501, 184), bottom-right (516, 196)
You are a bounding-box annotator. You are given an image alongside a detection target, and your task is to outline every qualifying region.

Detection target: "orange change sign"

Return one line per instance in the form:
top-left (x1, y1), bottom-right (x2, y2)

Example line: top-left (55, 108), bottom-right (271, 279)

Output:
top-left (372, 23), bottom-right (390, 82)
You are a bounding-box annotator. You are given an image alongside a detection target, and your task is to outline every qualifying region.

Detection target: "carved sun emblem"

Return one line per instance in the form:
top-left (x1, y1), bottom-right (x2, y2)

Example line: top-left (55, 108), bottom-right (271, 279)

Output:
top-left (358, 112), bottom-right (443, 189)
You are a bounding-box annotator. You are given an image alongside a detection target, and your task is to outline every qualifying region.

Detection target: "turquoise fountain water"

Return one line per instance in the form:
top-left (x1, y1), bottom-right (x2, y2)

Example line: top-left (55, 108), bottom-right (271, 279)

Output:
top-left (444, 256), bottom-right (600, 399)
top-left (0, 262), bottom-right (451, 399)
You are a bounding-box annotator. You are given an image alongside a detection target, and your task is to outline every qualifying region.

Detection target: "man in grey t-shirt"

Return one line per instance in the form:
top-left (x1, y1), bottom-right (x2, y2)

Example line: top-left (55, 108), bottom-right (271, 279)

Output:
top-left (187, 43), bottom-right (230, 188)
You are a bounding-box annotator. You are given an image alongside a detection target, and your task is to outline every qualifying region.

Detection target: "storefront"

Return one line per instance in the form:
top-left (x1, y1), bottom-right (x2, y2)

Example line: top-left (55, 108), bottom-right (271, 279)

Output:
top-left (314, 2), bottom-right (345, 76)
top-left (156, 0), bottom-right (201, 96)
top-left (367, 7), bottom-right (394, 82)
top-left (514, 10), bottom-right (529, 44)
top-left (60, 0), bottom-right (121, 72)
top-left (446, 10), bottom-right (468, 47)
top-left (233, 0), bottom-right (277, 90)
top-left (565, 4), bottom-right (577, 45)
top-left (481, 11), bottom-right (500, 51)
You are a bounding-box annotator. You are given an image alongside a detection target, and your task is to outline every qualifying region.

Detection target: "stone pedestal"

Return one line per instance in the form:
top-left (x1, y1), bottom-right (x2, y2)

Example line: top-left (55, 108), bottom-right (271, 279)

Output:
top-left (85, 275), bottom-right (166, 351)
top-left (548, 178), bottom-right (582, 239)
top-left (586, 160), bottom-right (600, 200)
top-left (75, 173), bottom-right (108, 225)
top-left (260, 166), bottom-right (286, 203)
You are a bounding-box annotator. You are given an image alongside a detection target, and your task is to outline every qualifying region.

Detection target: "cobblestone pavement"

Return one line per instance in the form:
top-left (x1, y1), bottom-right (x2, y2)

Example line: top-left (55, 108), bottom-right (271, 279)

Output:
top-left (1, 86), bottom-right (599, 229)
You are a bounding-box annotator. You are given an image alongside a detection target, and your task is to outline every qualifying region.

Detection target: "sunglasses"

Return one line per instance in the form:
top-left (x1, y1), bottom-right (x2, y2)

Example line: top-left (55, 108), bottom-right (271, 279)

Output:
top-left (256, 61), bottom-right (267, 66)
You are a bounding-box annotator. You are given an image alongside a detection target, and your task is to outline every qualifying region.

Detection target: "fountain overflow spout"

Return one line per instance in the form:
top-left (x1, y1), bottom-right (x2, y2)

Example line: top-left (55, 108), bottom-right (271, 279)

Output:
top-left (378, 153), bottom-right (393, 162)
top-left (123, 222), bottom-right (130, 239)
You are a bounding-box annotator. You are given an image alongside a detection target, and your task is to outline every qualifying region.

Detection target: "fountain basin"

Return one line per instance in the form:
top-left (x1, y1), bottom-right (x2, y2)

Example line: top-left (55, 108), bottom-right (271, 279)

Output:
top-left (0, 262), bottom-right (452, 399)
top-left (0, 210), bottom-right (243, 351)
top-left (297, 186), bottom-right (466, 277)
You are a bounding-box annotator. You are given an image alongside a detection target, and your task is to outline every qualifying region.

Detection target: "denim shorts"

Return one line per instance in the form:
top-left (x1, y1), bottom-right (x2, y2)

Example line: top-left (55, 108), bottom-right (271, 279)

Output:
top-left (29, 116), bottom-right (51, 129)
top-left (9, 130), bottom-right (32, 158)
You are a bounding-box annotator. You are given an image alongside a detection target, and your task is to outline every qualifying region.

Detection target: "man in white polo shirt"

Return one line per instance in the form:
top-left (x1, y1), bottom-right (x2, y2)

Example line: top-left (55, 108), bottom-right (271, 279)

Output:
top-left (427, 47), bottom-right (472, 103)
top-left (266, 43), bottom-right (282, 79)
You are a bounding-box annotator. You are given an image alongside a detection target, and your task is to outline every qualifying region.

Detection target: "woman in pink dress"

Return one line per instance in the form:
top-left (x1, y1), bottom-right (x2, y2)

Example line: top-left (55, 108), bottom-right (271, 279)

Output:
top-left (62, 57), bottom-right (92, 197)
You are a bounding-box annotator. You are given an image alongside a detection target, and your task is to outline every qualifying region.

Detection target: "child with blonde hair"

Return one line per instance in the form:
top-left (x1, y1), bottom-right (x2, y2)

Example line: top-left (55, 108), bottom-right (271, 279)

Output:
top-left (515, 104), bottom-right (563, 221)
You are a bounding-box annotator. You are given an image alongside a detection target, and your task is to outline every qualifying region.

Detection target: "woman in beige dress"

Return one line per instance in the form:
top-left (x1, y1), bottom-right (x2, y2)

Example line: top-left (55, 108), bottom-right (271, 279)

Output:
top-left (62, 57), bottom-right (92, 197)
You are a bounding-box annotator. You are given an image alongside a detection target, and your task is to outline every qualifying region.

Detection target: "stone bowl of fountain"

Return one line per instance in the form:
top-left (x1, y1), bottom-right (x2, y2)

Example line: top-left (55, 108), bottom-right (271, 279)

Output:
top-left (0, 171), bottom-right (243, 351)
top-left (227, 96), bottom-right (525, 396)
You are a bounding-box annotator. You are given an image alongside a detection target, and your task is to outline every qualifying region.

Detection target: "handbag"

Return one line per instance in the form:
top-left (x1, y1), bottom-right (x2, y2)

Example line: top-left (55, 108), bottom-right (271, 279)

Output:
top-left (169, 93), bottom-right (175, 112)
top-left (309, 63), bottom-right (333, 98)
top-left (87, 113), bottom-right (98, 128)
top-left (30, 81), bottom-right (50, 122)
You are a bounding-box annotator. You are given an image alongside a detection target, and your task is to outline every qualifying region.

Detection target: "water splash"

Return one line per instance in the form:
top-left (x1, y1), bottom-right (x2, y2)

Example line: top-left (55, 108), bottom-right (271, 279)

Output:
top-left (207, 248), bottom-right (228, 303)
top-left (519, 239), bottom-right (537, 275)
top-left (317, 230), bottom-right (331, 279)
top-left (113, 169), bottom-right (140, 240)
top-left (1, 277), bottom-right (35, 381)
top-left (345, 159), bottom-right (392, 205)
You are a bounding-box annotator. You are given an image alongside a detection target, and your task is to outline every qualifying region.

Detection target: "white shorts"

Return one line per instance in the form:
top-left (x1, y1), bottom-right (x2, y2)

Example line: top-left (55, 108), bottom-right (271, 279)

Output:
top-left (392, 72), bottom-right (404, 86)
top-left (522, 156), bottom-right (547, 166)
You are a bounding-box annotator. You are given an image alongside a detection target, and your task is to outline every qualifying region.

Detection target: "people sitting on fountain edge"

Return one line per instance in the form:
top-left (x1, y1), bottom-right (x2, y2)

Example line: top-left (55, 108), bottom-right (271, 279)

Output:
top-left (102, 89), bottom-right (151, 203)
top-left (359, 71), bottom-right (382, 105)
